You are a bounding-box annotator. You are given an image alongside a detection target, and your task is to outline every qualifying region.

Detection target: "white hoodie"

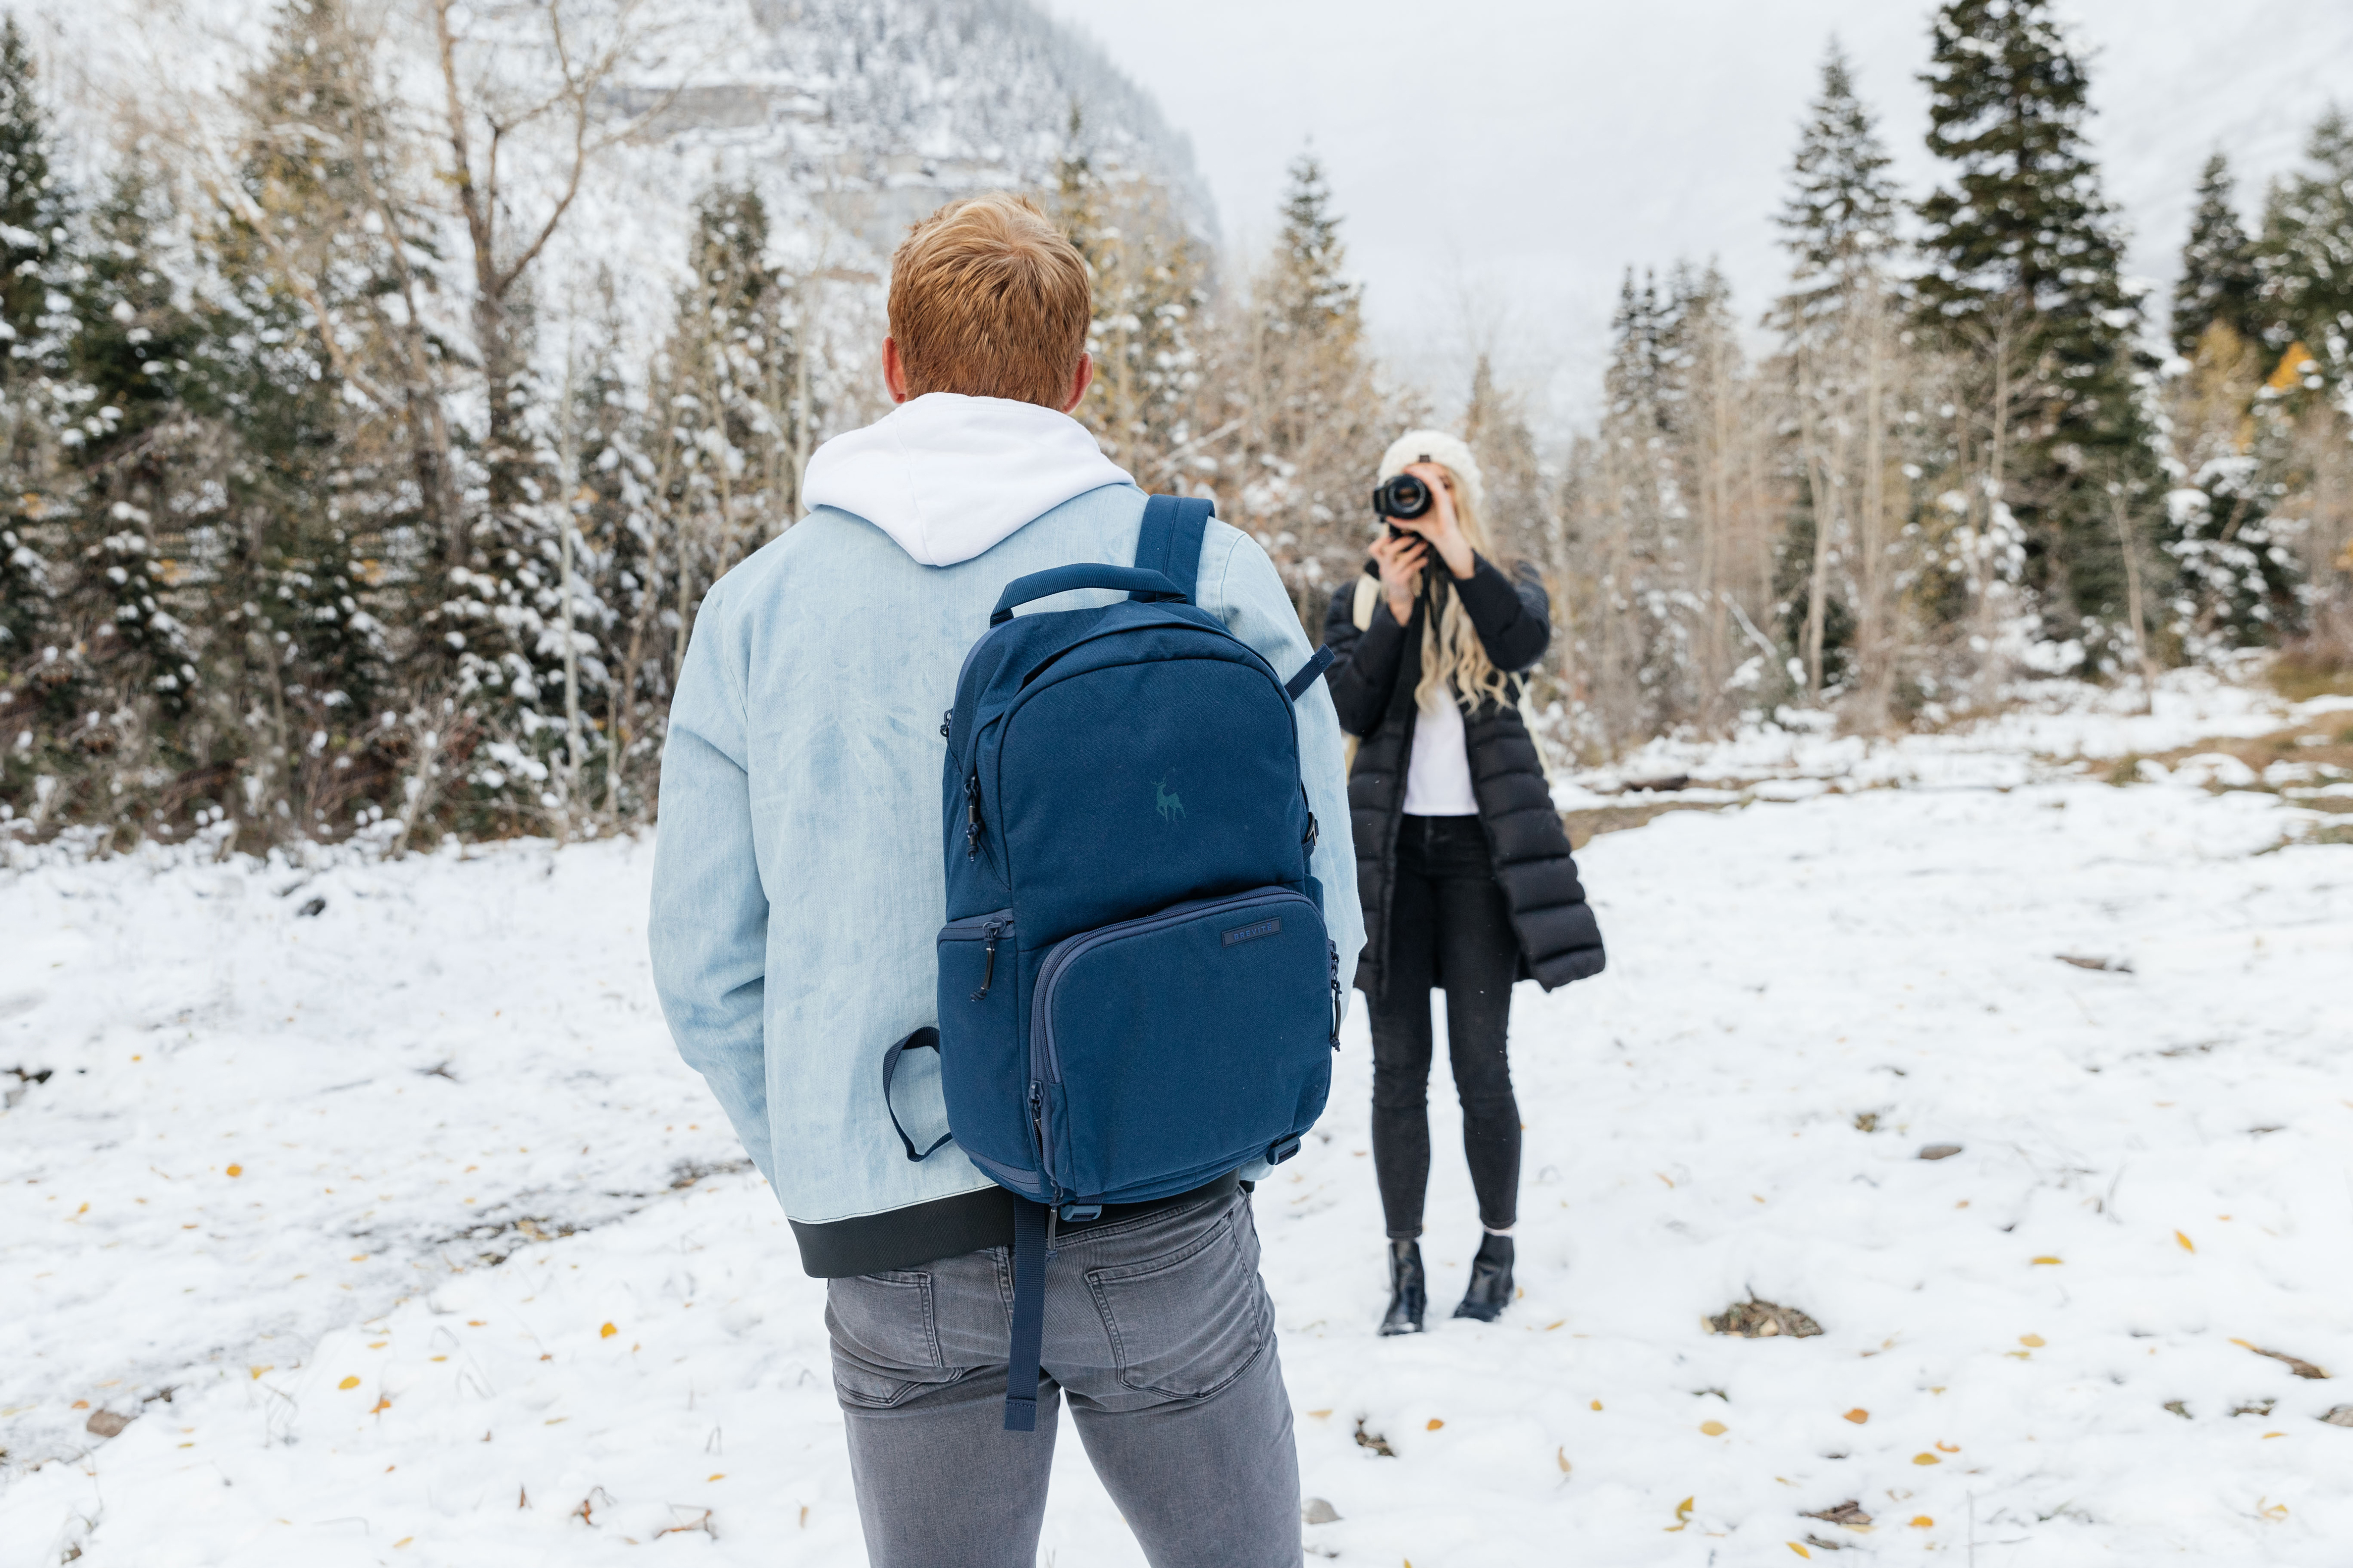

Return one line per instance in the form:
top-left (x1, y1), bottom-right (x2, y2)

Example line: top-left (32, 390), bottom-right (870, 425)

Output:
top-left (800, 393), bottom-right (1133, 566)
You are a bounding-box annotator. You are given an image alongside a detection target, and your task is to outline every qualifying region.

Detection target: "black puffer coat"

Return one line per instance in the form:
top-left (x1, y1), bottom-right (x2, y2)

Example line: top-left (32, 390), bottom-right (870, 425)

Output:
top-left (1323, 556), bottom-right (1605, 999)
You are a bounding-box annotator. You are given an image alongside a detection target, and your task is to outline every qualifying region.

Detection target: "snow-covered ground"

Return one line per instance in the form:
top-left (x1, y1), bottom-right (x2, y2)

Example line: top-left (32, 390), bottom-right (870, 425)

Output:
top-left (5, 675), bottom-right (2351, 1566)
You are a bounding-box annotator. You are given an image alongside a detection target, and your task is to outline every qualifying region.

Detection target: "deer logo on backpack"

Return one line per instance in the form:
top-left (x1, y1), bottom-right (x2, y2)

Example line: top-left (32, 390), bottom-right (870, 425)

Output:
top-left (1155, 775), bottom-right (1185, 825)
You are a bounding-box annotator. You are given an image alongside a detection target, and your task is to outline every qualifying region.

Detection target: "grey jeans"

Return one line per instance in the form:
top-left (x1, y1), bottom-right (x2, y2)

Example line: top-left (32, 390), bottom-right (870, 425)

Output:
top-left (824, 1188), bottom-right (1302, 1568)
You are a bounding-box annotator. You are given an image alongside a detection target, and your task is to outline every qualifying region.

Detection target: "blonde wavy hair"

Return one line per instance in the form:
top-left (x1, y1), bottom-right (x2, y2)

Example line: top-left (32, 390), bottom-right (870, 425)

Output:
top-left (1410, 467), bottom-right (1515, 713)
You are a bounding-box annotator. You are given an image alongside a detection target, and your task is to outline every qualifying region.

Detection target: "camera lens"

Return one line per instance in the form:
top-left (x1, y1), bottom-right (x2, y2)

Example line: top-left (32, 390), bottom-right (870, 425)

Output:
top-left (1373, 473), bottom-right (1432, 520)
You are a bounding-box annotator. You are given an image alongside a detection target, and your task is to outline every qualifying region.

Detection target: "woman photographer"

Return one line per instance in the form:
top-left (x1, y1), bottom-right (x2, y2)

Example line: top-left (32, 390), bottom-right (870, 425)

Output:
top-left (1323, 430), bottom-right (1605, 1336)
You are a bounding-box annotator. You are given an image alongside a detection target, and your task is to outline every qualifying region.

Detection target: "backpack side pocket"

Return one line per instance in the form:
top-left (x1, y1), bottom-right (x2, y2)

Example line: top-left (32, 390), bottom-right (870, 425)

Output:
top-left (936, 911), bottom-right (1038, 1191)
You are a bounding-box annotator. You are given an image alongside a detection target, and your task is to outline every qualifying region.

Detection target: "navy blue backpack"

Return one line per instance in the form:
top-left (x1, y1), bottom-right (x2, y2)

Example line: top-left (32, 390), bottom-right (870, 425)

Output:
top-left (882, 494), bottom-right (1339, 1431)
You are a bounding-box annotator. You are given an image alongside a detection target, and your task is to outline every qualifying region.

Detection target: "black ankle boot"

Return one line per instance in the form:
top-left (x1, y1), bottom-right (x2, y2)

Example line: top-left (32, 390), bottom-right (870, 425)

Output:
top-left (1378, 1239), bottom-right (1426, 1336)
top-left (1453, 1233), bottom-right (1514, 1322)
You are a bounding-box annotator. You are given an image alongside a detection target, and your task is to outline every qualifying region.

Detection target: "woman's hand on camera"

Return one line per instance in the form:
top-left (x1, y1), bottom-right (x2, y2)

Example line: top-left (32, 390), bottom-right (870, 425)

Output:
top-left (1391, 462), bottom-right (1477, 581)
top-left (1369, 530), bottom-right (1427, 624)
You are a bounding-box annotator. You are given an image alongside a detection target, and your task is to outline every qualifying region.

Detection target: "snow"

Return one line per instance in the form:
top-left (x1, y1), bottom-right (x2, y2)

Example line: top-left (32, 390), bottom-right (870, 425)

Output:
top-left (4, 678), bottom-right (2351, 1565)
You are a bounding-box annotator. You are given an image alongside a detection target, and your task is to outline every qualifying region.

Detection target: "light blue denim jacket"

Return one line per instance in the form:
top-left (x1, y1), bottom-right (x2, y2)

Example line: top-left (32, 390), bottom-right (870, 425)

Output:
top-left (647, 482), bottom-right (1361, 1232)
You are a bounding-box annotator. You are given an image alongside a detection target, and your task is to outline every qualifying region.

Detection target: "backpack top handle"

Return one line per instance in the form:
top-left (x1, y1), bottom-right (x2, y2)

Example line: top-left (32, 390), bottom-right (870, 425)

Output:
top-left (989, 565), bottom-right (1184, 626)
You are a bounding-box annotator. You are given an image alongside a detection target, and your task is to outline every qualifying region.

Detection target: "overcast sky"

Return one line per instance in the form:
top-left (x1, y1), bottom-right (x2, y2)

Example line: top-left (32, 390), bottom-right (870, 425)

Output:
top-left (1036, 0), bottom-right (2353, 427)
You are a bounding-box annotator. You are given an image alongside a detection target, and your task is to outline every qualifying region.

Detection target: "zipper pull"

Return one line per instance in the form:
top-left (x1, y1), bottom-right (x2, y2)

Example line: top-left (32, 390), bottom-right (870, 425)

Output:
top-left (1329, 940), bottom-right (1342, 1047)
top-left (940, 708), bottom-right (953, 740)
top-left (970, 920), bottom-right (1003, 1001)
top-left (964, 771), bottom-right (983, 859)
top-left (1045, 1200), bottom-right (1059, 1261)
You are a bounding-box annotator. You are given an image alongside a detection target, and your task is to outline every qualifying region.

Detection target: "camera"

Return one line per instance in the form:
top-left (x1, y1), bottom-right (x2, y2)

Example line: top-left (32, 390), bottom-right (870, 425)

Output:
top-left (1372, 472), bottom-right (1432, 523)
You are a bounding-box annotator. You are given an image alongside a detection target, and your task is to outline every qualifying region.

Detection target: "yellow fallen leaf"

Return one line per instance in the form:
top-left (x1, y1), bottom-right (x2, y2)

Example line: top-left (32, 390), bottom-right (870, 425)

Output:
top-left (2262, 1431), bottom-right (2285, 1439)
top-left (1307, 1410), bottom-right (1331, 1419)
top-left (1426, 1418), bottom-right (1444, 1431)
top-left (1910, 1516), bottom-right (1933, 1528)
top-left (708, 1473), bottom-right (724, 1482)
top-left (250, 1367), bottom-right (272, 1380)
top-left (2258, 1498), bottom-right (2288, 1520)
top-left (393, 1539), bottom-right (412, 1550)
top-left (2176, 1231), bottom-right (2195, 1253)
top-left (225, 1165), bottom-right (243, 1178)
top-left (599, 1322), bottom-right (618, 1339)
top-left (1676, 1497), bottom-right (1695, 1518)
top-left (1789, 1546), bottom-right (1811, 1560)
top-left (468, 1320), bottom-right (486, 1327)
top-left (1544, 1320), bottom-right (1564, 1331)
top-left (1700, 1420), bottom-right (1727, 1436)
top-left (2020, 1334), bottom-right (2045, 1348)
top-left (71, 1400), bottom-right (88, 1409)
top-left (1556, 1447), bottom-right (1571, 1473)
top-left (371, 1396), bottom-right (392, 1414)
top-left (2031, 1255), bottom-right (2062, 1265)
top-left (1843, 1408), bottom-right (1868, 1424)
top-left (338, 1376), bottom-right (361, 1391)
top-left (1913, 1452), bottom-right (1940, 1466)
top-left (1591, 1400), bottom-right (1604, 1411)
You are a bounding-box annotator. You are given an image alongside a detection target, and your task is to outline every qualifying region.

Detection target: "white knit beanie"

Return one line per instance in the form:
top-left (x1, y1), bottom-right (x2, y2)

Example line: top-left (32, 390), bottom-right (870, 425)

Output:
top-left (1377, 429), bottom-right (1483, 521)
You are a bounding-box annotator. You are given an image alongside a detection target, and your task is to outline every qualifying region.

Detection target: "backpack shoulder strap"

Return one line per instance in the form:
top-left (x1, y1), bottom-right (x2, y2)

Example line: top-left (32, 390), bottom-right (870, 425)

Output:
top-left (1131, 494), bottom-right (1215, 603)
top-left (1351, 573), bottom-right (1380, 631)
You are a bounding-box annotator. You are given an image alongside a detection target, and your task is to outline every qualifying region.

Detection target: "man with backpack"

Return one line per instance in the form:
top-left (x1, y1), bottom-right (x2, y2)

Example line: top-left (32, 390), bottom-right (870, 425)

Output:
top-left (648, 192), bottom-right (1359, 1568)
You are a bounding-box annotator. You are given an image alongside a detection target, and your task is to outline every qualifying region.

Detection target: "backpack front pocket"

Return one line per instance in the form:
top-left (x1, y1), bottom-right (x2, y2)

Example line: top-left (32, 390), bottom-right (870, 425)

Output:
top-left (935, 910), bottom-right (1036, 1186)
top-left (1032, 888), bottom-right (1335, 1202)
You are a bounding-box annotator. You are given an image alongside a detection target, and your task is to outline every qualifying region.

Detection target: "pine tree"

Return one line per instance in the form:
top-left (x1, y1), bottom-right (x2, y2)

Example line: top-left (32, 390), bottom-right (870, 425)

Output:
top-left (177, 0), bottom-right (429, 843)
top-left (2150, 150), bottom-right (2301, 654)
top-left (1204, 151), bottom-right (1396, 623)
top-left (1056, 104), bottom-right (1206, 486)
top-left (648, 183), bottom-right (795, 644)
top-left (1578, 264), bottom-right (1780, 737)
top-left (0, 15), bottom-right (64, 683)
top-left (1266, 153), bottom-right (1361, 347)
top-left (1772, 43), bottom-right (1910, 710)
top-left (0, 17), bottom-right (68, 386)
top-left (1776, 42), bottom-right (1899, 330)
top-left (2257, 109), bottom-right (2353, 386)
top-left (1913, 0), bottom-right (2161, 647)
top-left (2172, 153), bottom-right (2263, 357)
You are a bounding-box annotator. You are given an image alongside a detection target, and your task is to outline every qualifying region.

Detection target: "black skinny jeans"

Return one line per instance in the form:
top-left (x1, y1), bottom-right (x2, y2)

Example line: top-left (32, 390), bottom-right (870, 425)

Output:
top-left (1368, 814), bottom-right (1521, 1241)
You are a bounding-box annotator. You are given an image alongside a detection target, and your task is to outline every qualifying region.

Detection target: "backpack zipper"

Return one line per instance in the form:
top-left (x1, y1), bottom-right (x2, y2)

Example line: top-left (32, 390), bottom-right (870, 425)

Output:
top-left (964, 769), bottom-right (984, 860)
top-left (970, 919), bottom-right (1006, 1001)
top-left (1329, 940), bottom-right (1342, 1047)
top-left (1028, 1081), bottom-right (1053, 1203)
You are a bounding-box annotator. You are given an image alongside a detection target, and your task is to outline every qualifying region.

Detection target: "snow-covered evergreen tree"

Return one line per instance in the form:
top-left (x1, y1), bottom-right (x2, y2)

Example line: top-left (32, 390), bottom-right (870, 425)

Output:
top-left (2171, 153), bottom-right (2263, 358)
top-left (1775, 43), bottom-right (1899, 330)
top-left (1057, 105), bottom-right (1206, 486)
top-left (0, 14), bottom-right (64, 696)
top-left (1913, 0), bottom-right (2162, 651)
top-left (1769, 43), bottom-right (1918, 715)
top-left (1202, 151), bottom-right (1400, 622)
top-left (2256, 109), bottom-right (2353, 387)
top-left (2159, 153), bottom-right (2300, 654)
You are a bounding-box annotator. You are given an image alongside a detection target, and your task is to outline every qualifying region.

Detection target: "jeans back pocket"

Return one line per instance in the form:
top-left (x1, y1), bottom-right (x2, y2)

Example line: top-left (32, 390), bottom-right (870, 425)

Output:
top-left (1084, 1201), bottom-right (1269, 1401)
top-left (824, 1269), bottom-right (944, 1410)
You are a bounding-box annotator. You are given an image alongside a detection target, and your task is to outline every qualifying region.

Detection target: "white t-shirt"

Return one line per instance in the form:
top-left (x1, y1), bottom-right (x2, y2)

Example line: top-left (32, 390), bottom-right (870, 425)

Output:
top-left (1401, 679), bottom-right (1479, 816)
